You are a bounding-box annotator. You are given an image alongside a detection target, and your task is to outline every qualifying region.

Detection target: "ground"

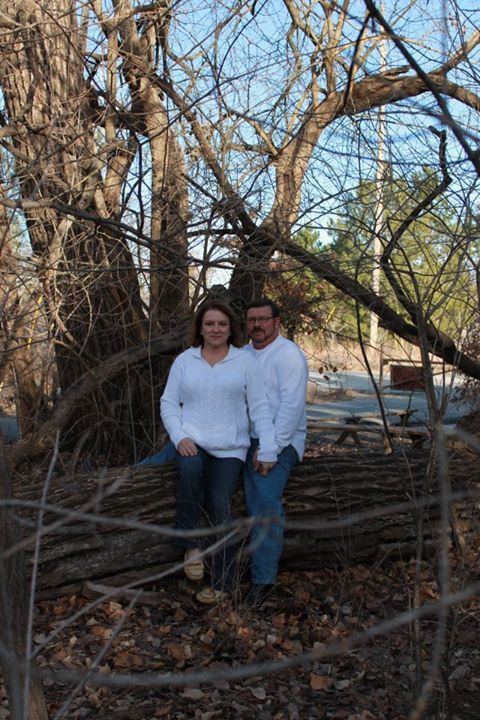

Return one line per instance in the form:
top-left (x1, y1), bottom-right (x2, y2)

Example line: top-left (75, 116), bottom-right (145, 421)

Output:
top-left (3, 544), bottom-right (480, 719)
top-left (2, 410), bottom-right (480, 719)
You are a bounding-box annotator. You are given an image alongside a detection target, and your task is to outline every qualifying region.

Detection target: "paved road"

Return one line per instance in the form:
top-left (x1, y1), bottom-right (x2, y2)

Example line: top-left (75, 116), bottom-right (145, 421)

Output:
top-left (307, 370), bottom-right (471, 426)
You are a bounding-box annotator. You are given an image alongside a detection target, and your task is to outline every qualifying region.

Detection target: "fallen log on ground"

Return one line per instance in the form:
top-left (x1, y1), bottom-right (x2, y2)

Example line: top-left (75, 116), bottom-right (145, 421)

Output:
top-left (11, 451), bottom-right (480, 598)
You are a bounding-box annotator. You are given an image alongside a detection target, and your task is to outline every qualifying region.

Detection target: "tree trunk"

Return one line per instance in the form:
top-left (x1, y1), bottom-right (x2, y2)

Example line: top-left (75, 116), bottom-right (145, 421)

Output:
top-left (0, 2), bottom-right (190, 458)
top-left (12, 348), bottom-right (47, 438)
top-left (0, 180), bottom-right (46, 435)
top-left (0, 437), bottom-right (48, 720)
top-left (7, 328), bottom-right (187, 469)
top-left (13, 452), bottom-right (478, 599)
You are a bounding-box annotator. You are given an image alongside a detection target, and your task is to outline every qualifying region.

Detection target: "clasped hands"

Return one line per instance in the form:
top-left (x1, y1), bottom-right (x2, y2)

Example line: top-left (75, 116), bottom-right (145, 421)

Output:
top-left (252, 448), bottom-right (276, 477)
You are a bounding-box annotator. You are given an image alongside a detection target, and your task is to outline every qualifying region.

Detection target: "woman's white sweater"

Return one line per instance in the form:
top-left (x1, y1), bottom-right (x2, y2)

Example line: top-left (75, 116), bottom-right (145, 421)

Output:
top-left (160, 346), bottom-right (277, 462)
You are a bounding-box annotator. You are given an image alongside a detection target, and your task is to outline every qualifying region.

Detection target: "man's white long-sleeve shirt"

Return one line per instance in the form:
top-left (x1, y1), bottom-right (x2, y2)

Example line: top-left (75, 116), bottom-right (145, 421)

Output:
top-left (244, 335), bottom-right (308, 460)
top-left (160, 346), bottom-right (277, 462)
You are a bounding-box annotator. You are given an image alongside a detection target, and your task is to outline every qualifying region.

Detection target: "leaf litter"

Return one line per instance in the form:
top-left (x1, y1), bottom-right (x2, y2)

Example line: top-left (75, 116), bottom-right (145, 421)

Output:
top-left (3, 546), bottom-right (479, 720)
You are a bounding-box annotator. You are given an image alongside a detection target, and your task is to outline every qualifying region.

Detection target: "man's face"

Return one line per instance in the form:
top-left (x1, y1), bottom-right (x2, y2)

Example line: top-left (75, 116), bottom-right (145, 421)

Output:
top-left (246, 306), bottom-right (280, 349)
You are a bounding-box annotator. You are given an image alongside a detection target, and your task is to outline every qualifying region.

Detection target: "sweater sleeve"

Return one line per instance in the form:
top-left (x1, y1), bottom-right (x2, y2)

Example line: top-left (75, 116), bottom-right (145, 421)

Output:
top-left (273, 345), bottom-right (308, 453)
top-left (160, 356), bottom-right (189, 448)
top-left (244, 357), bottom-right (278, 463)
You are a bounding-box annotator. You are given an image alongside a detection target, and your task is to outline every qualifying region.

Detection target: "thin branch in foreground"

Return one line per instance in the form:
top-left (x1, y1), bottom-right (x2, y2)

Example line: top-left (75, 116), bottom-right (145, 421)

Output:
top-left (36, 579), bottom-right (480, 690)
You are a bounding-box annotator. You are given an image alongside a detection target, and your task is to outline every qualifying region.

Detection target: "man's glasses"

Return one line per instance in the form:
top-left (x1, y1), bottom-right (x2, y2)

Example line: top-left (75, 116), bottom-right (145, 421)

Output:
top-left (246, 316), bottom-right (274, 324)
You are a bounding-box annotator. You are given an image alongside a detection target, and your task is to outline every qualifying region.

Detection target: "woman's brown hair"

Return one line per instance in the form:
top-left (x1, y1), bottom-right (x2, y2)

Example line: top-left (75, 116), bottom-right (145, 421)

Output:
top-left (189, 299), bottom-right (244, 348)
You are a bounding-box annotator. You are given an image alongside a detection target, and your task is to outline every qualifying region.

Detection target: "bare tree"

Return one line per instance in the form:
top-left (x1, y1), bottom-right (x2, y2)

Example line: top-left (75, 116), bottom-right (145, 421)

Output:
top-left (0, 0), bottom-right (189, 457)
top-left (0, 0), bottom-right (479, 460)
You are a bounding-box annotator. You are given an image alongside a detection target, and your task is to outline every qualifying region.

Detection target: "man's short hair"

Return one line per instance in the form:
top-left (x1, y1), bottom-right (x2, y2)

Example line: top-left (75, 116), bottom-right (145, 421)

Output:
top-left (245, 298), bottom-right (281, 318)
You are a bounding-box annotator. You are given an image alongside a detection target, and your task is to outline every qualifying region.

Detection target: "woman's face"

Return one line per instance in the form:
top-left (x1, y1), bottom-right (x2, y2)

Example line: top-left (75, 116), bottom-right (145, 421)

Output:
top-left (201, 309), bottom-right (231, 350)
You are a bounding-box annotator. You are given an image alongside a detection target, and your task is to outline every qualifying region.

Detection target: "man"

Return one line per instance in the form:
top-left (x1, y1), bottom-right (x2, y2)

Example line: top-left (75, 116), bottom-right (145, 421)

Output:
top-left (243, 298), bottom-right (308, 606)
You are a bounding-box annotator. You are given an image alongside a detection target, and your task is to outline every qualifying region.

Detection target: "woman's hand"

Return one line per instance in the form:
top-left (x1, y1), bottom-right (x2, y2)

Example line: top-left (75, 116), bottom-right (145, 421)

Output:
top-left (176, 438), bottom-right (198, 456)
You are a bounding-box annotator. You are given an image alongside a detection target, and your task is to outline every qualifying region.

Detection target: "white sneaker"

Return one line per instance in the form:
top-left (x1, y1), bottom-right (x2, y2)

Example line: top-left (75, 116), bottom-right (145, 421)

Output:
top-left (183, 549), bottom-right (205, 581)
top-left (195, 587), bottom-right (229, 605)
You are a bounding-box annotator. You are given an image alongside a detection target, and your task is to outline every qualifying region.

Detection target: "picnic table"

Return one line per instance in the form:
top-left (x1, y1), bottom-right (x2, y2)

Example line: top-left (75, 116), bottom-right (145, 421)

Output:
top-left (307, 409), bottom-right (430, 452)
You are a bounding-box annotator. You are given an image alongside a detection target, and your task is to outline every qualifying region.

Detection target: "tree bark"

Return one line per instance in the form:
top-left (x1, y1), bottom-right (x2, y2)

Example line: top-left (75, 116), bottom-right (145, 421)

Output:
top-left (12, 452), bottom-right (479, 599)
top-left (0, 436), bottom-right (48, 720)
top-left (0, 2), bottom-right (189, 457)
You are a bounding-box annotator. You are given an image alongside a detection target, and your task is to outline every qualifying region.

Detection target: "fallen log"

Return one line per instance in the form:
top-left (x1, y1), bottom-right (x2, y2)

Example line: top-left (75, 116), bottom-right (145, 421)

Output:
top-left (11, 451), bottom-right (480, 598)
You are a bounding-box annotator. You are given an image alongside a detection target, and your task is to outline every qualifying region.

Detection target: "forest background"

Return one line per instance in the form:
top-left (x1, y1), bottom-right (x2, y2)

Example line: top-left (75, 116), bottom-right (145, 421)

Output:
top-left (1, 1), bottom-right (480, 718)
top-left (1, 0), bottom-right (480, 464)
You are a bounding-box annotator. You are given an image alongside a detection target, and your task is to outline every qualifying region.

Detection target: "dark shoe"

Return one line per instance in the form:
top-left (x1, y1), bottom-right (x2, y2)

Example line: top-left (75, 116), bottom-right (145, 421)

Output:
top-left (243, 583), bottom-right (274, 607)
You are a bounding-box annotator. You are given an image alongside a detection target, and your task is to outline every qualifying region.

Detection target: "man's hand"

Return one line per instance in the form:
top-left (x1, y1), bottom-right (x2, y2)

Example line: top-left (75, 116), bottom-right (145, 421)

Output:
top-left (252, 448), bottom-right (276, 476)
top-left (257, 461), bottom-right (276, 477)
top-left (176, 438), bottom-right (198, 456)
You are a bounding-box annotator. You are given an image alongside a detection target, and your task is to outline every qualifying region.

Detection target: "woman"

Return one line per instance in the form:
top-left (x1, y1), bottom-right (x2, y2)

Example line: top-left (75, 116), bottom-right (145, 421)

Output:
top-left (161, 299), bottom-right (277, 604)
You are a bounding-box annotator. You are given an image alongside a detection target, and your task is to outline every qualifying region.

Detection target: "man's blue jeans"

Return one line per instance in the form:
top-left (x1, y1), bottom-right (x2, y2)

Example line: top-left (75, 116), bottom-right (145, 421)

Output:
top-left (136, 441), bottom-right (176, 466)
top-left (244, 440), bottom-right (299, 585)
top-left (175, 447), bottom-right (243, 592)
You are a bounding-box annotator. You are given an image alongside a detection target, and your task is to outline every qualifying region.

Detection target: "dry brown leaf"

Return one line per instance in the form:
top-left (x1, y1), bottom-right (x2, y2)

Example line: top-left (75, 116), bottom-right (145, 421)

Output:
top-left (174, 607), bottom-right (188, 622)
top-left (249, 686), bottom-right (267, 700)
top-left (226, 611), bottom-right (241, 626)
top-left (106, 601), bottom-right (126, 621)
top-left (280, 638), bottom-right (302, 653)
top-left (91, 625), bottom-right (112, 640)
top-left (154, 625), bottom-right (172, 636)
top-left (310, 673), bottom-right (332, 691)
top-left (113, 651), bottom-right (143, 669)
top-left (154, 705), bottom-right (172, 717)
top-left (107, 601), bottom-right (123, 613)
top-left (295, 588), bottom-right (311, 603)
top-left (420, 587), bottom-right (438, 601)
top-left (52, 648), bottom-right (69, 662)
top-left (199, 628), bottom-right (216, 644)
top-left (166, 642), bottom-right (187, 662)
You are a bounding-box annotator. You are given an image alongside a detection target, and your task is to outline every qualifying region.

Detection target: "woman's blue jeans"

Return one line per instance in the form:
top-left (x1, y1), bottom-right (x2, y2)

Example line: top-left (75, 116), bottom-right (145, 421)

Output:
top-left (175, 447), bottom-right (243, 592)
top-left (244, 440), bottom-right (298, 585)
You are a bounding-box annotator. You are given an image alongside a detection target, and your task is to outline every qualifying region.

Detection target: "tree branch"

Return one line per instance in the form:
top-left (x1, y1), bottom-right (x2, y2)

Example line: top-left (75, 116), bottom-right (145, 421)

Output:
top-left (283, 239), bottom-right (480, 380)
